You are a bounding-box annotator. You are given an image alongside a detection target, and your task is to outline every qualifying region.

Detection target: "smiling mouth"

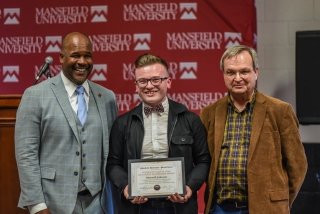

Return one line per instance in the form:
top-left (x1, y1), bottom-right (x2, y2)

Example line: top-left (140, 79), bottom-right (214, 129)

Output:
top-left (145, 91), bottom-right (157, 96)
top-left (75, 68), bottom-right (87, 73)
top-left (233, 84), bottom-right (243, 88)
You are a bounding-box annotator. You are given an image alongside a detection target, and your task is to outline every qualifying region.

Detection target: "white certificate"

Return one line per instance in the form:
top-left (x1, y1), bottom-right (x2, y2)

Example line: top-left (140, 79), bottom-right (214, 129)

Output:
top-left (128, 157), bottom-right (186, 198)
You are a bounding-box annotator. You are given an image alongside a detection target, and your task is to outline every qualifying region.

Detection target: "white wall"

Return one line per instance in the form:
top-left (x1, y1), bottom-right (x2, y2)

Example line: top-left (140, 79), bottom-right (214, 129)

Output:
top-left (255, 0), bottom-right (320, 143)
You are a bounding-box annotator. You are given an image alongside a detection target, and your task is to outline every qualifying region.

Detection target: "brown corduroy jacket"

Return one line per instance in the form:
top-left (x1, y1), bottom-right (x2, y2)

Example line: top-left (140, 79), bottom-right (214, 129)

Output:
top-left (200, 92), bottom-right (308, 214)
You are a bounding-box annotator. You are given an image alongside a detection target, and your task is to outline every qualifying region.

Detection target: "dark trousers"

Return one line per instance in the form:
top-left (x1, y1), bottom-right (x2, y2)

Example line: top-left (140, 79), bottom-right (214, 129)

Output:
top-left (140, 206), bottom-right (175, 214)
top-left (209, 202), bottom-right (249, 214)
top-left (140, 199), bottom-right (175, 214)
top-left (73, 190), bottom-right (103, 214)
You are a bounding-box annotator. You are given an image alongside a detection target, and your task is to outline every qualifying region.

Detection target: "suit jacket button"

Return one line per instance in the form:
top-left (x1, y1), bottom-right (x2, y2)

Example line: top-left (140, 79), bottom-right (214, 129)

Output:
top-left (76, 151), bottom-right (80, 156)
top-left (74, 171), bottom-right (78, 176)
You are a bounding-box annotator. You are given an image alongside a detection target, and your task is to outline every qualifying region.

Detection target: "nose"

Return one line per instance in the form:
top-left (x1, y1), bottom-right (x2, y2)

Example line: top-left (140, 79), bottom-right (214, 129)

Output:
top-left (234, 72), bottom-right (242, 80)
top-left (145, 80), bottom-right (154, 88)
top-left (77, 56), bottom-right (87, 64)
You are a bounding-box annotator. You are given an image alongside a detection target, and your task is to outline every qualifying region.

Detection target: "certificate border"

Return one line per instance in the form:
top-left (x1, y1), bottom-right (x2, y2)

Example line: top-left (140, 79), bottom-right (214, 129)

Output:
top-left (128, 157), bottom-right (186, 199)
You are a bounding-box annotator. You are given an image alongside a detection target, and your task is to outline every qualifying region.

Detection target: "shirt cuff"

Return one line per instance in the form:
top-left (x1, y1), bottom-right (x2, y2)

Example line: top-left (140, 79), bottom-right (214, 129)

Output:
top-left (28, 203), bottom-right (47, 214)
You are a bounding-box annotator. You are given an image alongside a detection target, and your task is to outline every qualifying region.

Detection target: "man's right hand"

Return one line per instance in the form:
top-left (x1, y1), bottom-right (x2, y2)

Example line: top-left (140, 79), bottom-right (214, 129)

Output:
top-left (35, 209), bottom-right (50, 214)
top-left (123, 185), bottom-right (148, 204)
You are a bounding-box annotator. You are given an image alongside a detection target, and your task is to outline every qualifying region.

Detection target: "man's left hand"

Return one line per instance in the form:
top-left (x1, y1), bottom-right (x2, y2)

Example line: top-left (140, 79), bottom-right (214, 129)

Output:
top-left (167, 185), bottom-right (192, 203)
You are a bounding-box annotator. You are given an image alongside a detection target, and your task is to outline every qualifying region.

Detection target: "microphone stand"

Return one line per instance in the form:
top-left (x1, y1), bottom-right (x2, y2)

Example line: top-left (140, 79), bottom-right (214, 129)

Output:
top-left (33, 68), bottom-right (51, 85)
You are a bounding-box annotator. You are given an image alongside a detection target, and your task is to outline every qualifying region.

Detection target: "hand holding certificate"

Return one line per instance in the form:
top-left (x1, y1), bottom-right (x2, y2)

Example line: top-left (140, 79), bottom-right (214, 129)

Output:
top-left (128, 157), bottom-right (186, 199)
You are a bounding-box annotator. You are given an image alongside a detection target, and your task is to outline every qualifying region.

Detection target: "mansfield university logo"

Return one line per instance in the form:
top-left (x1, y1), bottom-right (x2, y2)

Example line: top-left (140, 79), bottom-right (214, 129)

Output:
top-left (179, 62), bottom-right (197, 79)
top-left (133, 33), bottom-right (151, 51)
top-left (3, 8), bottom-right (20, 25)
top-left (179, 3), bottom-right (197, 20)
top-left (45, 36), bottom-right (62, 53)
top-left (2, 65), bottom-right (19, 83)
top-left (224, 32), bottom-right (242, 48)
top-left (167, 32), bottom-right (223, 50)
top-left (0, 36), bottom-right (43, 54)
top-left (123, 2), bottom-right (197, 21)
top-left (90, 64), bottom-right (107, 81)
top-left (168, 61), bottom-right (197, 80)
top-left (91, 6), bottom-right (107, 22)
top-left (35, 5), bottom-right (107, 24)
top-left (90, 33), bottom-right (151, 52)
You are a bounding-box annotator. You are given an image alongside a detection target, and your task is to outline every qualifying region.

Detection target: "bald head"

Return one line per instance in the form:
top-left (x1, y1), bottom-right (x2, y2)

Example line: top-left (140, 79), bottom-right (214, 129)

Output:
top-left (61, 32), bottom-right (92, 53)
top-left (59, 32), bottom-right (93, 85)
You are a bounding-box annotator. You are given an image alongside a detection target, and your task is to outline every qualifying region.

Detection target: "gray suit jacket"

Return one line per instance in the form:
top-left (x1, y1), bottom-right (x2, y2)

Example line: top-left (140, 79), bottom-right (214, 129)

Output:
top-left (15, 74), bottom-right (118, 213)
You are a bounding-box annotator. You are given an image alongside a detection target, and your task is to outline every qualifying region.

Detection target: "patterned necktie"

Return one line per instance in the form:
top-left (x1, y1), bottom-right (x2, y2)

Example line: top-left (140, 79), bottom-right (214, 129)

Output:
top-left (76, 86), bottom-right (87, 126)
top-left (144, 104), bottom-right (164, 117)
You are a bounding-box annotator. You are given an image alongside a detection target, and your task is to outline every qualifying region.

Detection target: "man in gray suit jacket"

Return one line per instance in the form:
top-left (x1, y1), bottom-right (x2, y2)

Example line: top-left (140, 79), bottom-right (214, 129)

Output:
top-left (15, 32), bottom-right (118, 214)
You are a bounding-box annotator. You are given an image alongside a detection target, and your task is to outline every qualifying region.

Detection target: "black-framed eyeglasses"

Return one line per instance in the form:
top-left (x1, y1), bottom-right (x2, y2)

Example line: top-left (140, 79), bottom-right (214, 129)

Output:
top-left (135, 77), bottom-right (169, 87)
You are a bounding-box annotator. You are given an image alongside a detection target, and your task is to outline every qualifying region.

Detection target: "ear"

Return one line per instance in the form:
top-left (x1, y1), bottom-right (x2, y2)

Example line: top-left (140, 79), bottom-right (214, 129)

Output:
top-left (166, 77), bottom-right (172, 89)
top-left (59, 53), bottom-right (64, 63)
top-left (254, 69), bottom-right (259, 80)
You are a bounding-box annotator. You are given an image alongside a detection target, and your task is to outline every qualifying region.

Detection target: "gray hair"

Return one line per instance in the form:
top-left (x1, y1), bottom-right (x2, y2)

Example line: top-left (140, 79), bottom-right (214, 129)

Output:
top-left (220, 45), bottom-right (259, 71)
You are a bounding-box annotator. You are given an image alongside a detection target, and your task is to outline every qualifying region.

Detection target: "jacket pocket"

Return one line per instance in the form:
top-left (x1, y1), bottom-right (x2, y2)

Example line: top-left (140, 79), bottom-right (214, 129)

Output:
top-left (171, 135), bottom-right (193, 145)
top-left (40, 166), bottom-right (56, 180)
top-left (269, 189), bottom-right (289, 201)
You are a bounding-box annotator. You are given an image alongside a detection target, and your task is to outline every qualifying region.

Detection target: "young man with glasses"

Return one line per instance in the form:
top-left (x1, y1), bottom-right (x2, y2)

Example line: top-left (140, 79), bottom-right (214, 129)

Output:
top-left (107, 53), bottom-right (211, 214)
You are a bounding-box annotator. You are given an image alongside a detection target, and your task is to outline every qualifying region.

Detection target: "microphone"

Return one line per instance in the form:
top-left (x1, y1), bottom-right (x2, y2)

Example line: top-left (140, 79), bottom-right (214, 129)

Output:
top-left (35, 56), bottom-right (53, 81)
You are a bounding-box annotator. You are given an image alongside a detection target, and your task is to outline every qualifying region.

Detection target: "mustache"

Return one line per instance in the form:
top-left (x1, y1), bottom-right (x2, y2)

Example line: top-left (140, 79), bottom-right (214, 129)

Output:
top-left (73, 64), bottom-right (92, 70)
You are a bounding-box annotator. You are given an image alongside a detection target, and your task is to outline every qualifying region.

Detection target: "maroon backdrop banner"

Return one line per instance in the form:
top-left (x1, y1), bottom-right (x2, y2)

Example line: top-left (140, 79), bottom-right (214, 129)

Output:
top-left (0, 0), bottom-right (256, 213)
top-left (0, 0), bottom-right (256, 115)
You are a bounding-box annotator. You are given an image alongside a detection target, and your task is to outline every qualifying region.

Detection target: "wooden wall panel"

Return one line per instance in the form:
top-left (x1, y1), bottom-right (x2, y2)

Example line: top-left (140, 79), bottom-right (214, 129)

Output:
top-left (0, 95), bottom-right (27, 213)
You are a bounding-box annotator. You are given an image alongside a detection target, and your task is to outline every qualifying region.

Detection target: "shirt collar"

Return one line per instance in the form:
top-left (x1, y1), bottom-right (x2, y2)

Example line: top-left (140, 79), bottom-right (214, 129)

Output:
top-left (60, 71), bottom-right (89, 98)
top-left (228, 90), bottom-right (256, 112)
top-left (143, 97), bottom-right (169, 116)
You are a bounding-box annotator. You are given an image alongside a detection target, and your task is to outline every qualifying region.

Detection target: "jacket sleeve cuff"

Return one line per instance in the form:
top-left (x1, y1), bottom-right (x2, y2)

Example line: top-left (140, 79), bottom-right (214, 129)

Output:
top-left (28, 203), bottom-right (47, 214)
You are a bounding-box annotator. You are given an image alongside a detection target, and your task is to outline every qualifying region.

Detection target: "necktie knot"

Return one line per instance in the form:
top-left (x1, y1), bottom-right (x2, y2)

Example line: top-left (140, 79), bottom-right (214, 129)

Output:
top-left (144, 104), bottom-right (164, 117)
top-left (76, 86), bottom-right (87, 125)
top-left (76, 85), bottom-right (85, 95)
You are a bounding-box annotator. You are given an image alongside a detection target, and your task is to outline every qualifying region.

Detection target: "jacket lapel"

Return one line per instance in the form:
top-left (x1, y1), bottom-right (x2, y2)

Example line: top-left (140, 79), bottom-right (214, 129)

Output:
top-left (88, 82), bottom-right (108, 184)
top-left (50, 75), bottom-right (81, 143)
top-left (214, 97), bottom-right (228, 167)
top-left (131, 103), bottom-right (144, 158)
top-left (248, 92), bottom-right (267, 163)
top-left (88, 82), bottom-right (107, 144)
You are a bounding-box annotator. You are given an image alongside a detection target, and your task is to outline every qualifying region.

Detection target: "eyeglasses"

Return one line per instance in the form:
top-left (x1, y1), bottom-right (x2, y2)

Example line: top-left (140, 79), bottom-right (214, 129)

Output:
top-left (224, 70), bottom-right (252, 78)
top-left (135, 77), bottom-right (169, 87)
